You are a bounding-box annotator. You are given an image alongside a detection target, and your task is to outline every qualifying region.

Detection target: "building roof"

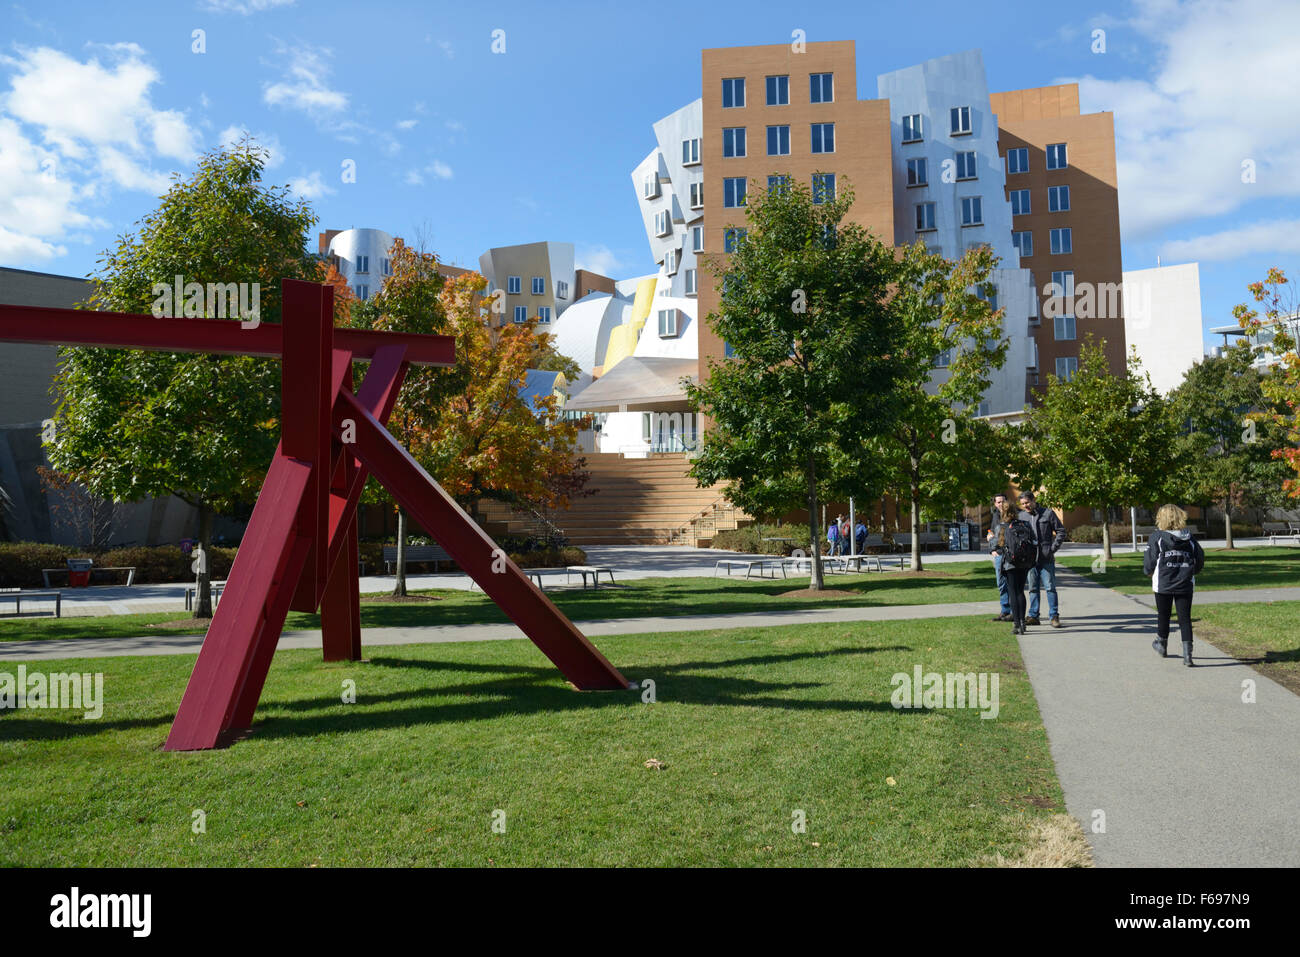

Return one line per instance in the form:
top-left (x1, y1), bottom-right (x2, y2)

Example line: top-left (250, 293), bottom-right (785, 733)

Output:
top-left (564, 356), bottom-right (696, 412)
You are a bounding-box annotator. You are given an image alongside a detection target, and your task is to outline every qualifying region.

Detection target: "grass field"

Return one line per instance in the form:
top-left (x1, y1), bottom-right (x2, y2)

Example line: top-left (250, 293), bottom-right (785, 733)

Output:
top-left (0, 615), bottom-right (1072, 867)
top-left (1058, 546), bottom-right (1300, 594)
top-left (0, 563), bottom-right (1002, 643)
top-left (1192, 600), bottom-right (1300, 695)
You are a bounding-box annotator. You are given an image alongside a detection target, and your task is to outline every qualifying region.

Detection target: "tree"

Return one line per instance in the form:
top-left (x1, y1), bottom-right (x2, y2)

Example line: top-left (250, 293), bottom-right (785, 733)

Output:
top-left (685, 178), bottom-right (907, 590)
top-left (1233, 268), bottom-right (1300, 500)
top-left (870, 242), bottom-right (1009, 570)
top-left (1168, 344), bottom-right (1291, 547)
top-left (1017, 338), bottom-right (1183, 559)
top-left (46, 139), bottom-right (326, 617)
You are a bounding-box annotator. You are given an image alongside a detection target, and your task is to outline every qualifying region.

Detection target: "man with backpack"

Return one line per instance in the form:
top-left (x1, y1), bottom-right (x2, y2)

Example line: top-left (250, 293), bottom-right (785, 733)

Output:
top-left (991, 500), bottom-right (1036, 635)
top-left (1017, 490), bottom-right (1067, 627)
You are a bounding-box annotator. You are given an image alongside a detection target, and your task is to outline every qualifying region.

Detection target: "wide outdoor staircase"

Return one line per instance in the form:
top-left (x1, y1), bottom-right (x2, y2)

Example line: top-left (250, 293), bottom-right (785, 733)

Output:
top-left (479, 452), bottom-right (750, 546)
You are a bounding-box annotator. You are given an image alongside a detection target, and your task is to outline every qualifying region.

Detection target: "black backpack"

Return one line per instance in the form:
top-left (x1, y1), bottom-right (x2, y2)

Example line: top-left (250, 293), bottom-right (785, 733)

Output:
top-left (1003, 519), bottom-right (1037, 569)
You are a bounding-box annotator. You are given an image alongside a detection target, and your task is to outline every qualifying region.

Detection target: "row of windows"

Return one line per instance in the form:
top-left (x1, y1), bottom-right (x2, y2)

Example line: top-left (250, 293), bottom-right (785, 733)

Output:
top-left (1005, 144), bottom-right (1069, 173)
top-left (1012, 227), bottom-right (1074, 257)
top-left (721, 123), bottom-right (836, 157)
top-left (503, 276), bottom-right (562, 296)
top-left (901, 107), bottom-right (972, 142)
top-left (721, 73), bottom-right (835, 109)
top-left (510, 306), bottom-right (552, 323)
top-left (721, 173), bottom-right (837, 208)
top-left (1010, 185), bottom-right (1071, 215)
top-left (351, 256), bottom-right (392, 276)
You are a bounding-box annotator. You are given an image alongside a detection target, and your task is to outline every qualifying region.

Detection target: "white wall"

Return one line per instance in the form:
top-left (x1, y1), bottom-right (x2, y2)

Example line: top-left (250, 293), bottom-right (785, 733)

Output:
top-left (1122, 262), bottom-right (1203, 394)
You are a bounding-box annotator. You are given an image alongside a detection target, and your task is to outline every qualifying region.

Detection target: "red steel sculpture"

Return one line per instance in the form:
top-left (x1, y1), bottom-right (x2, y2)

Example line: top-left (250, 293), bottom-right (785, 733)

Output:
top-left (0, 280), bottom-right (629, 750)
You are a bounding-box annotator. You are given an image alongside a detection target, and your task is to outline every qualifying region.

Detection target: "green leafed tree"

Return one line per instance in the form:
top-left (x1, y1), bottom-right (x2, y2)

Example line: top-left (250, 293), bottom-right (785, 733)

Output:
top-left (1233, 268), bottom-right (1300, 500)
top-left (685, 177), bottom-right (907, 590)
top-left (46, 139), bottom-right (325, 617)
top-left (1017, 337), bottom-right (1184, 559)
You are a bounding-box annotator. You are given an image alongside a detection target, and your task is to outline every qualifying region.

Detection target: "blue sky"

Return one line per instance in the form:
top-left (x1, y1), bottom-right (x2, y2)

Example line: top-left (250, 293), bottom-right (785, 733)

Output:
top-left (2, 0), bottom-right (1297, 351)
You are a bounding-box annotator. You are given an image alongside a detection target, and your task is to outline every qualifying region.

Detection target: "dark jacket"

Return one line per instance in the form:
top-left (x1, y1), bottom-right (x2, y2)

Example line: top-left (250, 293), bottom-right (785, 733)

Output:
top-left (1017, 506), bottom-right (1066, 563)
top-left (1143, 529), bottom-right (1204, 595)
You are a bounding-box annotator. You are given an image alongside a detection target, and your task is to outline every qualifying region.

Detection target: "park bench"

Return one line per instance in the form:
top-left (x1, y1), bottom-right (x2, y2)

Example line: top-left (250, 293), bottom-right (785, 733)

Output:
top-left (566, 565), bottom-right (617, 588)
top-left (0, 589), bottom-right (62, 618)
top-left (185, 580), bottom-right (227, 611)
top-left (382, 544), bottom-right (451, 574)
top-left (714, 558), bottom-right (786, 580)
top-left (892, 532), bottom-right (945, 552)
top-left (42, 564), bottom-right (136, 588)
top-left (1263, 521), bottom-right (1300, 545)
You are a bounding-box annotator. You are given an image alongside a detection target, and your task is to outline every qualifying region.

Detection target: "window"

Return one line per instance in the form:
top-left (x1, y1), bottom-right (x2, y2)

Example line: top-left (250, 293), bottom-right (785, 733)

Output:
top-left (723, 227), bottom-right (747, 253)
top-left (655, 210), bottom-right (671, 236)
top-left (810, 122), bottom-right (835, 153)
top-left (956, 150), bottom-right (977, 180)
top-left (381, 258), bottom-right (392, 276)
top-left (767, 174), bottom-right (790, 195)
top-left (692, 225), bottom-right (703, 251)
top-left (682, 137), bottom-right (700, 165)
top-left (507, 275), bottom-right (522, 295)
top-left (356, 255), bottom-right (370, 274)
top-left (722, 77), bottom-right (745, 108)
top-left (916, 202), bottom-right (937, 231)
top-left (766, 75), bottom-right (789, 106)
top-left (1006, 147), bottom-right (1029, 174)
top-left (1010, 189), bottom-right (1031, 216)
top-left (643, 171), bottom-right (659, 198)
top-left (1050, 269), bottom-right (1075, 299)
top-left (1048, 184), bottom-right (1071, 212)
top-left (538, 306), bottom-right (552, 323)
top-left (933, 349), bottom-right (952, 368)
top-left (665, 249), bottom-right (678, 274)
top-left (685, 268), bottom-right (697, 295)
top-left (689, 182), bottom-right (704, 209)
top-left (722, 127), bottom-right (746, 158)
top-left (820, 223), bottom-right (837, 249)
top-left (641, 413), bottom-right (652, 442)
top-left (902, 113), bottom-right (923, 142)
top-left (532, 276), bottom-right (545, 295)
top-left (1055, 356), bottom-right (1079, 381)
top-left (812, 173), bottom-right (835, 204)
top-left (723, 177), bottom-right (747, 208)
top-left (1029, 283), bottom-right (1040, 324)
top-left (1012, 230), bottom-right (1033, 258)
top-left (810, 72), bottom-right (833, 103)
top-left (979, 287), bottom-right (999, 313)
top-left (556, 280), bottom-right (569, 299)
top-left (658, 308), bottom-right (679, 337)
top-left (766, 125), bottom-right (790, 156)
top-left (1046, 143), bottom-right (1068, 170)
top-left (1054, 314), bottom-right (1076, 340)
top-left (513, 305), bottom-right (527, 324)
top-left (724, 341), bottom-right (735, 358)
top-left (1050, 227), bottom-right (1073, 255)
top-left (906, 157), bottom-right (928, 187)
top-left (950, 105), bottom-right (972, 135)
top-left (353, 284), bottom-right (369, 300)
top-left (960, 196), bottom-right (983, 226)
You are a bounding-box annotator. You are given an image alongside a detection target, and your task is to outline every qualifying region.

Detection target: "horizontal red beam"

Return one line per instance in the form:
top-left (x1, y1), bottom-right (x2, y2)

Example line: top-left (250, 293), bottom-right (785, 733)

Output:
top-left (0, 303), bottom-right (454, 367)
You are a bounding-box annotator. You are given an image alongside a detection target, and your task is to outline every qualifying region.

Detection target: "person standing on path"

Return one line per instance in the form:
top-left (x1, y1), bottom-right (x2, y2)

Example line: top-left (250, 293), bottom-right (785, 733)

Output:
top-left (988, 493), bottom-right (1012, 622)
top-left (827, 518), bottom-right (841, 557)
top-left (1018, 490), bottom-right (1067, 627)
top-left (990, 499), bottom-right (1032, 635)
top-left (1144, 503), bottom-right (1206, 667)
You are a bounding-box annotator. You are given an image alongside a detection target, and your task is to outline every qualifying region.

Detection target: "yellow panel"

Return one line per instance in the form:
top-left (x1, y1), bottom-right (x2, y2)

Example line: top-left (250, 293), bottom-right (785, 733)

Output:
top-left (631, 277), bottom-right (658, 322)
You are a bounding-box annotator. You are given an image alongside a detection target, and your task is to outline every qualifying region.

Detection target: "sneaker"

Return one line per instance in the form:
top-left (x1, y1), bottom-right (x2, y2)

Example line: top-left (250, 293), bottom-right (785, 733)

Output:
top-left (991, 613), bottom-right (1011, 622)
top-left (1024, 616), bottom-right (1041, 626)
top-left (1050, 616), bottom-right (1062, 628)
top-left (1152, 639), bottom-right (1167, 658)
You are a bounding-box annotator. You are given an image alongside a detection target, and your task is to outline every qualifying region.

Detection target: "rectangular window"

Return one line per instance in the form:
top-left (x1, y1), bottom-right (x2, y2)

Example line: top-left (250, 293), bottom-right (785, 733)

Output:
top-left (507, 275), bottom-right (521, 295)
top-left (531, 276), bottom-right (545, 295)
top-left (723, 227), bottom-right (747, 253)
top-left (933, 349), bottom-right (952, 368)
top-left (1048, 184), bottom-right (1071, 212)
top-left (356, 255), bottom-right (369, 274)
top-left (724, 341), bottom-right (735, 358)
top-left (641, 412), bottom-right (652, 442)
top-left (666, 249), bottom-right (679, 274)
top-left (354, 284), bottom-right (368, 300)
top-left (722, 127), bottom-right (746, 157)
top-left (538, 306), bottom-right (552, 323)
top-left (810, 72), bottom-right (833, 103)
top-left (1012, 230), bottom-right (1033, 258)
top-left (767, 174), bottom-right (790, 195)
top-left (658, 308), bottom-right (679, 337)
top-left (1055, 356), bottom-right (1079, 381)
top-left (556, 280), bottom-right (569, 299)
top-left (956, 150), bottom-right (977, 180)
top-left (722, 77), bottom-right (745, 108)
top-left (902, 113), bottom-right (923, 143)
top-left (513, 305), bottom-right (527, 324)
top-left (723, 176), bottom-right (747, 208)
top-left (766, 125), bottom-right (790, 156)
top-left (906, 157), bottom-right (928, 187)
top-left (1050, 227), bottom-right (1073, 254)
top-left (810, 122), bottom-right (835, 153)
top-left (1046, 142), bottom-right (1068, 170)
top-left (765, 74), bottom-right (789, 106)
top-left (682, 137), bottom-right (700, 165)
top-left (643, 171), bottom-right (659, 198)
top-left (1050, 269), bottom-right (1075, 299)
top-left (1010, 189), bottom-right (1031, 216)
top-left (916, 202), bottom-right (937, 231)
top-left (1006, 147), bottom-right (1029, 174)
top-left (812, 172), bottom-right (836, 204)
top-left (655, 210), bottom-right (671, 236)
top-left (1054, 314), bottom-right (1076, 340)
top-left (950, 105), bottom-right (972, 135)
top-left (961, 196), bottom-right (983, 226)
top-left (689, 181), bottom-right (704, 209)
top-left (381, 258), bottom-right (391, 276)
top-left (1029, 278), bottom-right (1040, 323)
top-left (685, 268), bottom-right (697, 295)
top-left (692, 225), bottom-right (703, 251)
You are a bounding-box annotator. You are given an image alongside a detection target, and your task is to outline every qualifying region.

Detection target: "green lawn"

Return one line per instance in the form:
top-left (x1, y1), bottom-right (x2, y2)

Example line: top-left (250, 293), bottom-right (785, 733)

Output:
top-left (0, 616), bottom-right (1067, 866)
top-left (0, 562), bottom-right (1003, 643)
top-left (1059, 546), bottom-right (1300, 594)
top-left (1193, 600), bottom-right (1300, 696)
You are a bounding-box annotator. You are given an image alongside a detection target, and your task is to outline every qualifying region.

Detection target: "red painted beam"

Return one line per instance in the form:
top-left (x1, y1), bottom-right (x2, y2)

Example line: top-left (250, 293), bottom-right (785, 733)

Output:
top-left (0, 302), bottom-right (454, 366)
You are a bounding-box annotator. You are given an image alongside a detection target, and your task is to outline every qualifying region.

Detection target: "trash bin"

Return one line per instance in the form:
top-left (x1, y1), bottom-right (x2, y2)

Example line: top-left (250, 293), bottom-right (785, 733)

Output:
top-left (67, 558), bottom-right (93, 587)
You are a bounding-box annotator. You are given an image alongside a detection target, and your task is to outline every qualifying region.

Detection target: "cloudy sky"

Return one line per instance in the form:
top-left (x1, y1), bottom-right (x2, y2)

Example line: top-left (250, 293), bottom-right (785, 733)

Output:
top-left (2, 0), bottom-right (1296, 349)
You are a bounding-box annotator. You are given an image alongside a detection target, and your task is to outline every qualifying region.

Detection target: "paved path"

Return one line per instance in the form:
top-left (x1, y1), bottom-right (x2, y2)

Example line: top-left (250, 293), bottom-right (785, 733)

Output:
top-left (1130, 586), bottom-right (1300, 606)
top-left (1016, 568), bottom-right (1300, 866)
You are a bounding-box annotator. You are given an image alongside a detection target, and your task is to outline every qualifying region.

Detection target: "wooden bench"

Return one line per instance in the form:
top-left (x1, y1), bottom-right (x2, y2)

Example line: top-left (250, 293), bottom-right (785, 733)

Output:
top-left (0, 589), bottom-right (62, 618)
top-left (185, 580), bottom-right (227, 611)
top-left (714, 559), bottom-right (786, 580)
top-left (567, 565), bottom-right (616, 588)
top-left (1263, 521), bottom-right (1300, 544)
top-left (42, 566), bottom-right (136, 587)
top-left (381, 544), bottom-right (451, 574)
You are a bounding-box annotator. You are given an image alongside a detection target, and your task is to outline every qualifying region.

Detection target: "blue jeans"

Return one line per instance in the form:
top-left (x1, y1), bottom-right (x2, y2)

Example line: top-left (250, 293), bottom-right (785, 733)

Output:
top-left (1027, 557), bottom-right (1059, 619)
top-left (993, 553), bottom-right (1011, 615)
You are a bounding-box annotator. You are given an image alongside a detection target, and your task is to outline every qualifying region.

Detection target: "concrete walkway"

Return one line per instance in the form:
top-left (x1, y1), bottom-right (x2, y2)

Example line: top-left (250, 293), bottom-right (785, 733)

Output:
top-left (1016, 568), bottom-right (1300, 866)
top-left (1130, 585), bottom-right (1300, 606)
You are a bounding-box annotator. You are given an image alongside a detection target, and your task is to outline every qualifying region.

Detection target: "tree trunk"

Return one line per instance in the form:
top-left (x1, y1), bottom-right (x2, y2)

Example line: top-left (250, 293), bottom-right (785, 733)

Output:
top-left (393, 506), bottom-right (408, 597)
top-left (807, 454), bottom-right (824, 591)
top-left (909, 454), bottom-right (922, 573)
top-left (193, 503), bottom-right (214, 620)
top-left (1101, 513), bottom-right (1112, 562)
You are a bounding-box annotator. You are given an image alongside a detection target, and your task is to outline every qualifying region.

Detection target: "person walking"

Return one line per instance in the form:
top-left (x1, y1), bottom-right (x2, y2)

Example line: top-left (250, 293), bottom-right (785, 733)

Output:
top-left (854, 518), bottom-right (868, 555)
top-left (1144, 504), bottom-right (1206, 667)
top-left (987, 493), bottom-right (1012, 622)
top-left (1018, 490), bottom-right (1067, 627)
top-left (990, 500), bottom-right (1033, 635)
top-left (827, 518), bottom-right (841, 557)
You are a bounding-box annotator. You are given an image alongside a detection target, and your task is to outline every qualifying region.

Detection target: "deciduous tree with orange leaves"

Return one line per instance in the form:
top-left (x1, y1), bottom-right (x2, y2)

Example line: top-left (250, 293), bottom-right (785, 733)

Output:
top-left (1233, 268), bottom-right (1300, 500)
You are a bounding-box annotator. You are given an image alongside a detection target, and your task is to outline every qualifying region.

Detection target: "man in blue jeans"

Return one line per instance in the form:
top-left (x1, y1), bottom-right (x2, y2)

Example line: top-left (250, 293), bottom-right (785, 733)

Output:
top-left (1017, 490), bottom-right (1067, 627)
top-left (987, 493), bottom-right (1012, 621)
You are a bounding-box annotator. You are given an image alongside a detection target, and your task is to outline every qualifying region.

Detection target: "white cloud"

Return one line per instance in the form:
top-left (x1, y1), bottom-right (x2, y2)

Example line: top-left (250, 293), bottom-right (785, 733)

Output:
top-left (396, 119), bottom-right (418, 130)
top-left (218, 125), bottom-right (285, 168)
top-left (1058, 0), bottom-right (1300, 238)
top-left (438, 40), bottom-right (454, 59)
top-left (404, 160), bottom-right (453, 186)
top-left (1160, 218), bottom-right (1300, 263)
top-left (575, 244), bottom-right (623, 277)
top-left (263, 42), bottom-right (348, 115)
top-left (200, 0), bottom-right (296, 13)
top-left (287, 170), bottom-right (333, 201)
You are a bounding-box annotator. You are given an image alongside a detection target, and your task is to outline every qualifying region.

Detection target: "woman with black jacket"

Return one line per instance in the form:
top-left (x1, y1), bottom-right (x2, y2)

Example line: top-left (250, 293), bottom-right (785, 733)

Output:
top-left (990, 500), bottom-right (1030, 635)
top-left (1143, 504), bottom-right (1206, 667)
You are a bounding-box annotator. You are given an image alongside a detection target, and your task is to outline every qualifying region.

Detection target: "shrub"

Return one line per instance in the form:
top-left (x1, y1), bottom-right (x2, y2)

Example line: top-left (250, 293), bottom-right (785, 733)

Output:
top-left (0, 542), bottom-right (239, 587)
top-left (509, 546), bottom-right (586, 568)
top-left (712, 523), bottom-right (811, 555)
top-left (0, 543), bottom-right (78, 588)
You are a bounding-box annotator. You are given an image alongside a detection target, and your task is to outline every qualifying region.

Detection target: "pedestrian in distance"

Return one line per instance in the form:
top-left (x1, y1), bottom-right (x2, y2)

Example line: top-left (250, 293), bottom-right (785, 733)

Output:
top-left (854, 518), bottom-right (868, 555)
top-left (1018, 490), bottom-right (1067, 628)
top-left (987, 492), bottom-right (1013, 622)
top-left (990, 500), bottom-right (1036, 635)
top-left (1144, 503), bottom-right (1206, 667)
top-left (827, 517), bottom-right (841, 557)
